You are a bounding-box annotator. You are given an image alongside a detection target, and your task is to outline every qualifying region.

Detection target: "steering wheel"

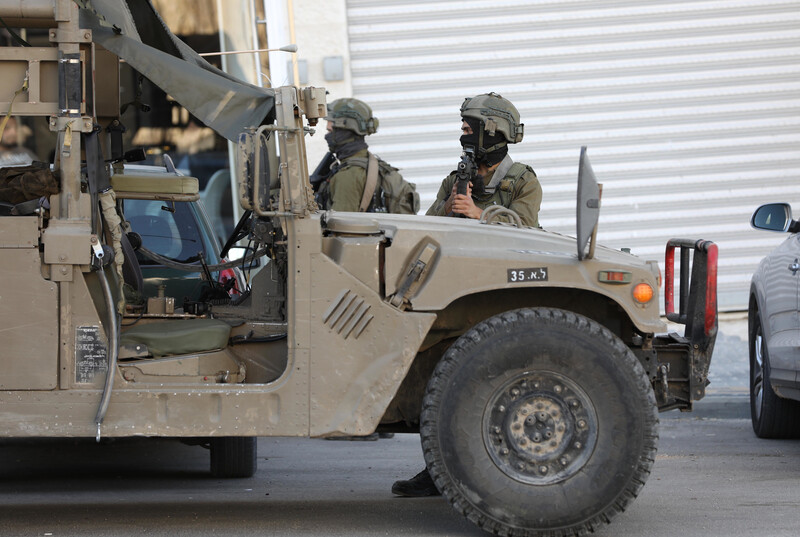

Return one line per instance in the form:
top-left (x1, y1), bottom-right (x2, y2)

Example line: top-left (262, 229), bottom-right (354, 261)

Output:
top-left (219, 209), bottom-right (253, 259)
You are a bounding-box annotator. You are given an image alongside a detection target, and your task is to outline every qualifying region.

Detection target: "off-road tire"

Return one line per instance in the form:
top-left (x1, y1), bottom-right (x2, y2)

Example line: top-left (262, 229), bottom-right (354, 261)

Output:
top-left (420, 307), bottom-right (658, 537)
top-left (749, 306), bottom-right (800, 438)
top-left (210, 437), bottom-right (257, 478)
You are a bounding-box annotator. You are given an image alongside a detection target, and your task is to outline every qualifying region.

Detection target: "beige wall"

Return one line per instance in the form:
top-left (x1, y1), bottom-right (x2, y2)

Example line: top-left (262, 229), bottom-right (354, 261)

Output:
top-left (291, 0), bottom-right (352, 169)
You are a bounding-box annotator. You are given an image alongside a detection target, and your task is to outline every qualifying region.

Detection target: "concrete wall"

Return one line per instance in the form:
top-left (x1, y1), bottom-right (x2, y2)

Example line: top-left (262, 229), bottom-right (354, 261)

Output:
top-left (291, 0), bottom-right (353, 170)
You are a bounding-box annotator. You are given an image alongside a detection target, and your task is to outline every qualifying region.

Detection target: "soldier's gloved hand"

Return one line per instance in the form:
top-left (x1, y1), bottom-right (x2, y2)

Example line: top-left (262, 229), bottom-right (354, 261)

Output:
top-left (451, 183), bottom-right (482, 219)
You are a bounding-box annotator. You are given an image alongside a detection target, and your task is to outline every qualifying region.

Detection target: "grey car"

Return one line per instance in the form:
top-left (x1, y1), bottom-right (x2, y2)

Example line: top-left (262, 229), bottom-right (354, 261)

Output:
top-left (748, 203), bottom-right (800, 438)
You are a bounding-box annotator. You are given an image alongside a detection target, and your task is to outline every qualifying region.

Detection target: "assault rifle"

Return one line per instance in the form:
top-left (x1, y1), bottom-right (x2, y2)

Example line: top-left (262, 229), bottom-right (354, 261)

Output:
top-left (454, 147), bottom-right (477, 217)
top-left (310, 151), bottom-right (336, 192)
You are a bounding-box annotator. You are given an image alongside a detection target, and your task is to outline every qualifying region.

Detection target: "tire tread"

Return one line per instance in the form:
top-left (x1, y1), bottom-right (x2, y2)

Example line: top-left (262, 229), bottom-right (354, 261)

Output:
top-left (421, 307), bottom-right (658, 537)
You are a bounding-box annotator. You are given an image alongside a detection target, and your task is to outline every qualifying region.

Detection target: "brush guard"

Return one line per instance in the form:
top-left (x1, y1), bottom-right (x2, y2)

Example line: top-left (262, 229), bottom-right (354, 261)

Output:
top-left (653, 239), bottom-right (718, 411)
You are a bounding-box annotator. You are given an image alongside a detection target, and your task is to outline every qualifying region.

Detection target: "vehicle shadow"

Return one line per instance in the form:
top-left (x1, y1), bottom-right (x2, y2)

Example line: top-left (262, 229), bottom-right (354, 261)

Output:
top-left (0, 437), bottom-right (484, 536)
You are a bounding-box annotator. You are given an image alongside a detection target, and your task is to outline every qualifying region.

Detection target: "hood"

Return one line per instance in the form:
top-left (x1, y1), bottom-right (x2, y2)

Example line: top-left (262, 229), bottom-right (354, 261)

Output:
top-left (319, 211), bottom-right (663, 333)
top-left (323, 211), bottom-right (647, 268)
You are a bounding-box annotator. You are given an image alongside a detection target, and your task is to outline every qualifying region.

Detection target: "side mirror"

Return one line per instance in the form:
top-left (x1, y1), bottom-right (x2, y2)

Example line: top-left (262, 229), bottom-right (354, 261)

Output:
top-left (751, 203), bottom-right (793, 232)
top-left (236, 126), bottom-right (277, 216)
top-left (576, 146), bottom-right (601, 260)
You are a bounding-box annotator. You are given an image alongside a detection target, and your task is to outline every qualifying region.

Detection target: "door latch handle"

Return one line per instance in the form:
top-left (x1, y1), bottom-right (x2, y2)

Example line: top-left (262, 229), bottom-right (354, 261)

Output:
top-left (790, 259), bottom-right (800, 274)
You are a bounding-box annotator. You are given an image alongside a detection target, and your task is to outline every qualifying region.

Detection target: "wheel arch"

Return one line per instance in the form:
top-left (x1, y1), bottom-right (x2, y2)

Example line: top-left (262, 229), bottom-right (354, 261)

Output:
top-left (380, 287), bottom-right (640, 431)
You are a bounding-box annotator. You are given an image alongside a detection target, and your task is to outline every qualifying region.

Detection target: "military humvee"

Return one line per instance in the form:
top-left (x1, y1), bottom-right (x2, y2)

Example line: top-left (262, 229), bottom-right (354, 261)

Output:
top-left (0, 2), bottom-right (717, 536)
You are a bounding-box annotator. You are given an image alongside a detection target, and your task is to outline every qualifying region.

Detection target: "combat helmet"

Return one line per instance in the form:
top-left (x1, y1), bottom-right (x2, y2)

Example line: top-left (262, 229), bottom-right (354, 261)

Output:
top-left (460, 92), bottom-right (524, 144)
top-left (325, 98), bottom-right (379, 136)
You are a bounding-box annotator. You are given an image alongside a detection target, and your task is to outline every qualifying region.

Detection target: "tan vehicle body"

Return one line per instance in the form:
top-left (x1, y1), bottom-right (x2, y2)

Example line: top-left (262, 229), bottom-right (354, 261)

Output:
top-left (0, 2), bottom-right (717, 535)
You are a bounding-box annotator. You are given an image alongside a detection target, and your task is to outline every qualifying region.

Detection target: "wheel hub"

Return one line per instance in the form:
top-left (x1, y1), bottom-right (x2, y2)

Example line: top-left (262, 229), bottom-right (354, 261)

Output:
top-left (483, 371), bottom-right (598, 485)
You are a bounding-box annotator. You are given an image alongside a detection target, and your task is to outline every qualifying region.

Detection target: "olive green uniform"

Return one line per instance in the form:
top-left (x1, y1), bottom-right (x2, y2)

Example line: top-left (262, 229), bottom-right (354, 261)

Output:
top-left (426, 155), bottom-right (542, 227)
top-left (320, 149), bottom-right (369, 212)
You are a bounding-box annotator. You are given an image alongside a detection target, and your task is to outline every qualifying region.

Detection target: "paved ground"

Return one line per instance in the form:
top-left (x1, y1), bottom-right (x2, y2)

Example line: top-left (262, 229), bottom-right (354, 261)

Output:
top-left (1, 417), bottom-right (798, 537)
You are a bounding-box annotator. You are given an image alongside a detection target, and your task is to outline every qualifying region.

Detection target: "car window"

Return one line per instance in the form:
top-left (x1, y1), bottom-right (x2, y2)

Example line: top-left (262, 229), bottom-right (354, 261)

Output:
top-left (124, 200), bottom-right (204, 263)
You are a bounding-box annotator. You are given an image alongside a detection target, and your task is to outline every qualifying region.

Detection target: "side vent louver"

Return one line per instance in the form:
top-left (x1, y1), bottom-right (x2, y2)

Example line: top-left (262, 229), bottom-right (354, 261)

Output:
top-left (322, 289), bottom-right (374, 340)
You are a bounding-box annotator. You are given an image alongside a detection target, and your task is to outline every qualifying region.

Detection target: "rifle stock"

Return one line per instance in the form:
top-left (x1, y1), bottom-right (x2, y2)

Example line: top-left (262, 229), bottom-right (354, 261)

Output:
top-left (310, 151), bottom-right (336, 191)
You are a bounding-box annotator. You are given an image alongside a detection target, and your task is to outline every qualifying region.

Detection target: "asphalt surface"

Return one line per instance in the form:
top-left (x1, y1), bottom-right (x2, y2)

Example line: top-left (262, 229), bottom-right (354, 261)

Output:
top-left (1, 417), bottom-right (798, 537)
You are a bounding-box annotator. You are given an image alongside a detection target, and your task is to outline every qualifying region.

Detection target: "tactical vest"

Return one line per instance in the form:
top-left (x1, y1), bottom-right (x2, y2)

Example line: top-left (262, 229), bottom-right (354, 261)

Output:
top-left (474, 162), bottom-right (534, 209)
top-left (341, 153), bottom-right (420, 215)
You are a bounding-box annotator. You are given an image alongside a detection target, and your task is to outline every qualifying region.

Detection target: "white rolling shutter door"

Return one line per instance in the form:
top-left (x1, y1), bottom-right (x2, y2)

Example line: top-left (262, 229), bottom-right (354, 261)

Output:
top-left (346, 0), bottom-right (800, 311)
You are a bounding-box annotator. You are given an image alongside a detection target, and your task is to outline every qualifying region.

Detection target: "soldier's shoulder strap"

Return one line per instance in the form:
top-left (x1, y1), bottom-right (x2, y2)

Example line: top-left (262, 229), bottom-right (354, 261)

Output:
top-left (359, 153), bottom-right (380, 212)
top-left (341, 156), bottom-right (368, 170)
top-left (499, 162), bottom-right (536, 192)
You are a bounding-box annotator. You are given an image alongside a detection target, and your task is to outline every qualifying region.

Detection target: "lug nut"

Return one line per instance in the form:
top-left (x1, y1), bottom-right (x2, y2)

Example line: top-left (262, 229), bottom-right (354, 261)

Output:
top-left (539, 465), bottom-right (548, 473)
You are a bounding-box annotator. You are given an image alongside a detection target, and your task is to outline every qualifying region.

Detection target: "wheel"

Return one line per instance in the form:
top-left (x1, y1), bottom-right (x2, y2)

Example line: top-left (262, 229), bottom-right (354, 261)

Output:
top-left (421, 308), bottom-right (658, 537)
top-left (210, 437), bottom-right (257, 478)
top-left (749, 306), bottom-right (800, 438)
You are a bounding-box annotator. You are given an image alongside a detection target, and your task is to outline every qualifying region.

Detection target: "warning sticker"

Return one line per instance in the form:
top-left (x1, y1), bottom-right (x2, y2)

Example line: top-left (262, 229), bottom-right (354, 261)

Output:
top-left (75, 325), bottom-right (108, 383)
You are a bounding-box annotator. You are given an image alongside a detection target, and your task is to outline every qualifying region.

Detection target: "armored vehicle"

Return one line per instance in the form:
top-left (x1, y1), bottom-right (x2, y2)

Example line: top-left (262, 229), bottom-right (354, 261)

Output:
top-left (0, 1), bottom-right (717, 535)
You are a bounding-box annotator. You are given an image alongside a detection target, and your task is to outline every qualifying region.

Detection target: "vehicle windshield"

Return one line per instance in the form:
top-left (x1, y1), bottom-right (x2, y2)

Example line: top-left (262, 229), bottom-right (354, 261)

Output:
top-left (124, 200), bottom-right (205, 264)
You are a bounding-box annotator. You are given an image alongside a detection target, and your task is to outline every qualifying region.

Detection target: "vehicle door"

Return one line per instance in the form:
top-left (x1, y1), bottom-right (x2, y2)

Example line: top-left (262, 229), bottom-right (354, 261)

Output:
top-left (760, 232), bottom-right (800, 387)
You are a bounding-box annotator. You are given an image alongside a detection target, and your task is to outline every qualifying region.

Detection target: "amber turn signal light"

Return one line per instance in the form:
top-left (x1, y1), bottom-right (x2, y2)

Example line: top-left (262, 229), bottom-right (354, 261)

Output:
top-left (632, 283), bottom-right (654, 304)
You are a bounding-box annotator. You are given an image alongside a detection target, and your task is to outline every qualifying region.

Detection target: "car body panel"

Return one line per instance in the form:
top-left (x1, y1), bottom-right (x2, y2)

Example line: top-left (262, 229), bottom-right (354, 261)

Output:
top-left (750, 213), bottom-right (800, 396)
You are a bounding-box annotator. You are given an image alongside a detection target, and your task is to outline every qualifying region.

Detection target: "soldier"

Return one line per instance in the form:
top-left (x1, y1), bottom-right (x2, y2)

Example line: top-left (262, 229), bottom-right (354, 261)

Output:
top-left (426, 92), bottom-right (542, 227)
top-left (314, 98), bottom-right (417, 214)
top-left (393, 93), bottom-right (543, 498)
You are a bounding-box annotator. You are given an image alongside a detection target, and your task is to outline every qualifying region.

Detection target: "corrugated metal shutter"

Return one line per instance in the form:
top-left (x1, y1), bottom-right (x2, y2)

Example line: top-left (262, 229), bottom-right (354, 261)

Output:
top-left (346, 0), bottom-right (800, 312)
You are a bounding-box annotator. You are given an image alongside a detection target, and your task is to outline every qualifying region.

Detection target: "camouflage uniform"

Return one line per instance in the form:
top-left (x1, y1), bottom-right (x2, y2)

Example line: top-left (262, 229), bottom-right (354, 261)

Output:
top-left (321, 148), bottom-right (369, 212)
top-left (426, 155), bottom-right (542, 228)
top-left (424, 92), bottom-right (542, 229)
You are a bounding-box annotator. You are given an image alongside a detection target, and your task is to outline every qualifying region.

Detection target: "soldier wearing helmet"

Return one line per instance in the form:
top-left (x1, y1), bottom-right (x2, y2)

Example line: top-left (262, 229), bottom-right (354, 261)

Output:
top-left (425, 92), bottom-right (542, 227)
top-left (314, 98), bottom-right (407, 213)
top-left (392, 94), bottom-right (542, 499)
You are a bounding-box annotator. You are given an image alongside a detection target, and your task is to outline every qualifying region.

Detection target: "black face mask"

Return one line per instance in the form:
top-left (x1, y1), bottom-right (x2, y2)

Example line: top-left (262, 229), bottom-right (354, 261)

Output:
top-left (325, 129), bottom-right (348, 152)
top-left (460, 118), bottom-right (508, 167)
top-left (325, 128), bottom-right (367, 160)
top-left (460, 118), bottom-right (482, 154)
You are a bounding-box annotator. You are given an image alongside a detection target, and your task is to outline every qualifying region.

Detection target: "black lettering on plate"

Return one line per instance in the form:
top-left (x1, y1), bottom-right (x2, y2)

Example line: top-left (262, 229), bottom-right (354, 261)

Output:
top-left (75, 326), bottom-right (108, 383)
top-left (507, 267), bottom-right (549, 283)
